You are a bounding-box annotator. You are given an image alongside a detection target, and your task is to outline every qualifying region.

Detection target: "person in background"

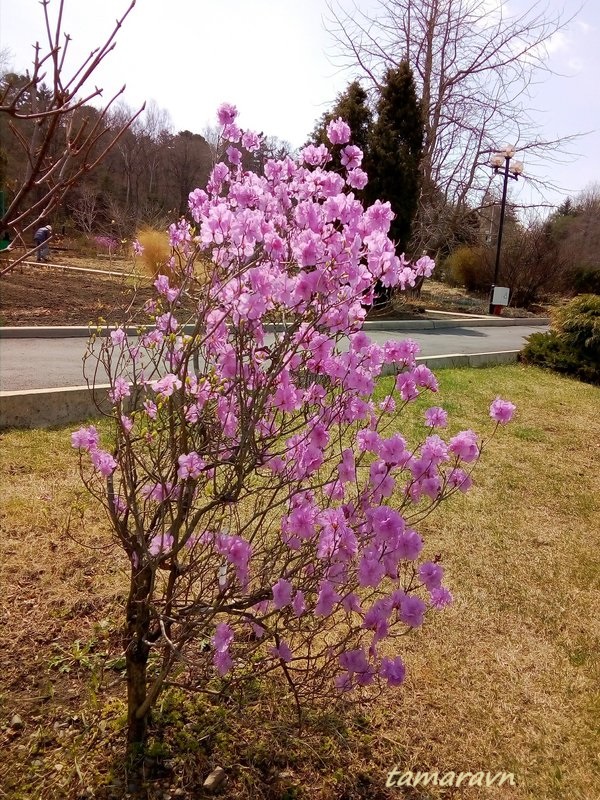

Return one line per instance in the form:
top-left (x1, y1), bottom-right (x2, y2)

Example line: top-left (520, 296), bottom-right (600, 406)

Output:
top-left (34, 224), bottom-right (52, 262)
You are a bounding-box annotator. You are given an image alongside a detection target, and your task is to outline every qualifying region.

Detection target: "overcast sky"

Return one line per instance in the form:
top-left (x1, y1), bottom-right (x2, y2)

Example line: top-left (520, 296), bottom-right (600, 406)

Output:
top-left (1, 0), bottom-right (598, 211)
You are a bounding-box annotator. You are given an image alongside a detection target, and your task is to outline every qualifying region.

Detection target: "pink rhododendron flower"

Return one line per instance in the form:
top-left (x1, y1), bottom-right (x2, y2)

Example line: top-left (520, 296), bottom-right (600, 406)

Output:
top-left (384, 338), bottom-right (420, 365)
top-left (339, 648), bottom-right (370, 675)
top-left (109, 376), bottom-right (130, 403)
top-left (430, 586), bottom-right (453, 609)
top-left (143, 400), bottom-right (157, 419)
top-left (413, 364), bottom-right (439, 391)
top-left (272, 578), bottom-right (293, 609)
top-left (154, 274), bottom-right (180, 303)
top-left (214, 650), bottom-right (233, 675)
top-left (241, 130), bottom-right (261, 152)
top-left (223, 122), bottom-right (241, 142)
top-left (490, 397), bottom-right (516, 424)
top-left (346, 168), bottom-right (368, 190)
top-left (226, 146), bottom-right (242, 166)
top-left (217, 102), bottom-right (237, 126)
top-left (301, 144), bottom-right (330, 166)
top-left (110, 327), bottom-right (126, 346)
top-left (379, 395), bottom-right (396, 413)
top-left (91, 449), bottom-right (117, 477)
top-left (338, 448), bottom-right (356, 483)
top-left (419, 561), bottom-right (444, 590)
top-left (71, 425), bottom-right (99, 451)
top-left (292, 590), bottom-right (306, 616)
top-left (216, 535), bottom-right (252, 586)
top-left (338, 648), bottom-right (376, 685)
top-left (396, 529), bottom-right (424, 560)
top-left (269, 641), bottom-right (293, 662)
top-left (340, 144), bottom-right (363, 170)
top-left (326, 117), bottom-right (351, 145)
top-left (168, 219), bottom-right (192, 247)
top-left (156, 312), bottom-right (178, 333)
top-left (424, 406), bottom-right (448, 428)
top-left (448, 430), bottom-right (479, 462)
top-left (342, 593), bottom-right (362, 614)
top-left (399, 594), bottom-right (427, 627)
top-left (421, 435), bottom-right (449, 465)
top-left (317, 510), bottom-right (358, 561)
top-left (153, 374), bottom-right (182, 397)
top-left (149, 530), bottom-right (173, 556)
top-left (379, 433), bottom-right (409, 465)
top-left (315, 581), bottom-right (341, 616)
top-left (447, 467), bottom-right (473, 492)
top-left (363, 598), bottom-right (392, 641)
top-left (177, 451), bottom-right (205, 480)
top-left (369, 505), bottom-right (405, 540)
top-left (396, 372), bottom-right (419, 401)
top-left (380, 656), bottom-right (406, 686)
top-left (142, 481), bottom-right (176, 502)
top-left (369, 460), bottom-right (395, 499)
top-left (212, 622), bottom-right (234, 675)
top-left (357, 429), bottom-right (382, 453)
top-left (414, 255), bottom-right (436, 276)
top-left (362, 200), bottom-right (394, 234)
top-left (358, 555), bottom-right (386, 587)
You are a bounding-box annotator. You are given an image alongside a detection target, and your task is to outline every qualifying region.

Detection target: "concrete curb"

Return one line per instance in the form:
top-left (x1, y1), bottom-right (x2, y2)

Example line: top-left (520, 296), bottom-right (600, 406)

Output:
top-left (0, 384), bottom-right (112, 430)
top-left (362, 317), bottom-right (548, 330)
top-left (0, 318), bottom-right (550, 339)
top-left (0, 351), bottom-right (520, 430)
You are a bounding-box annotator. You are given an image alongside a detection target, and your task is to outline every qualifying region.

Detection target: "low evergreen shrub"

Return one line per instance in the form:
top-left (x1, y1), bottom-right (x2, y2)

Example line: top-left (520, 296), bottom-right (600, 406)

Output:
top-left (521, 294), bottom-right (600, 384)
top-left (571, 268), bottom-right (600, 296)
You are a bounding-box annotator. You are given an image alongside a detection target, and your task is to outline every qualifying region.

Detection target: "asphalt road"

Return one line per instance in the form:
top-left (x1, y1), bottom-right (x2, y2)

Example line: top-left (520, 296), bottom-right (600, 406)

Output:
top-left (0, 324), bottom-right (547, 392)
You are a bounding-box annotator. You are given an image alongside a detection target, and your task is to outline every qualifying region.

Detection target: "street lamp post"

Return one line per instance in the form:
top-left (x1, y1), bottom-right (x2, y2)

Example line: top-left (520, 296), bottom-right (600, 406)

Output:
top-left (489, 148), bottom-right (523, 314)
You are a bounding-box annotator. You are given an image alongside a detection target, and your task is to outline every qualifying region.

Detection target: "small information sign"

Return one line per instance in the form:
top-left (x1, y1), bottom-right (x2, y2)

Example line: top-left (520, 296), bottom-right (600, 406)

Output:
top-left (491, 286), bottom-right (510, 306)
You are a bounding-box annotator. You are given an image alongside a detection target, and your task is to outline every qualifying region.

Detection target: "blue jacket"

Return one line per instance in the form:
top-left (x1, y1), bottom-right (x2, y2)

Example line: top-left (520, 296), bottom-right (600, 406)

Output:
top-left (34, 226), bottom-right (51, 244)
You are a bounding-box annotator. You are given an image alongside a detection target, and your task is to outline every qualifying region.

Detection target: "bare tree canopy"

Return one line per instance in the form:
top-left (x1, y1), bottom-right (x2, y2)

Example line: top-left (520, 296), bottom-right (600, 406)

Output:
top-left (326, 0), bottom-right (581, 209)
top-left (0, 0), bottom-right (142, 271)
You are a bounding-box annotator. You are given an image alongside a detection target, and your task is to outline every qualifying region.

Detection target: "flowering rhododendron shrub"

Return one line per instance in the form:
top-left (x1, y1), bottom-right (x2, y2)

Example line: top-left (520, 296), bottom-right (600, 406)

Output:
top-left (75, 105), bottom-right (515, 749)
top-left (93, 234), bottom-right (119, 254)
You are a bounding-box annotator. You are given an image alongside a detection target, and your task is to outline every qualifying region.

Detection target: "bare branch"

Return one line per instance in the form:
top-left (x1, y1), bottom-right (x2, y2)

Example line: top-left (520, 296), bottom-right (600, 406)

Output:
top-left (0, 0), bottom-right (139, 273)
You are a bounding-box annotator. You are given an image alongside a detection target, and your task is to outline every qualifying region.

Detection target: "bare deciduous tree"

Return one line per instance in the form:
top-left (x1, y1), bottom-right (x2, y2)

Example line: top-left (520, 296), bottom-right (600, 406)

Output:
top-left (0, 0), bottom-right (142, 273)
top-left (326, 0), bottom-right (582, 249)
top-left (68, 184), bottom-right (102, 234)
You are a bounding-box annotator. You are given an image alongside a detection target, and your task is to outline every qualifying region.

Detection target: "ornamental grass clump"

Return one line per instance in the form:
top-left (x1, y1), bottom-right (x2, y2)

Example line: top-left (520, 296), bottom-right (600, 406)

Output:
top-left (134, 227), bottom-right (171, 278)
top-left (75, 105), bottom-right (515, 761)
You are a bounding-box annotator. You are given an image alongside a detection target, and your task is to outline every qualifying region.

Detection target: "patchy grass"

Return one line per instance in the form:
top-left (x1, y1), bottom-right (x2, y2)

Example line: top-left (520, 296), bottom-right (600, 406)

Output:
top-left (0, 366), bottom-right (598, 799)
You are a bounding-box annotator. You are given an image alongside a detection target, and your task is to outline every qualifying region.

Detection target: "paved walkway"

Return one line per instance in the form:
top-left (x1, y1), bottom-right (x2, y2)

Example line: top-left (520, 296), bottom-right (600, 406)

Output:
top-left (0, 323), bottom-right (548, 392)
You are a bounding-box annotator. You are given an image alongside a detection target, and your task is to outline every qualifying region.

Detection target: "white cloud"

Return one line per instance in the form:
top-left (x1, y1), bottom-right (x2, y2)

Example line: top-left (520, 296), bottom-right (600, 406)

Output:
top-left (576, 19), bottom-right (594, 34)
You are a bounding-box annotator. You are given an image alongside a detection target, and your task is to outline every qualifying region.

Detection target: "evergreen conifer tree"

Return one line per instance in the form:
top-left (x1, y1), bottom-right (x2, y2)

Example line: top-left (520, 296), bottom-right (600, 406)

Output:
top-left (309, 81), bottom-right (373, 166)
top-left (366, 62), bottom-right (424, 253)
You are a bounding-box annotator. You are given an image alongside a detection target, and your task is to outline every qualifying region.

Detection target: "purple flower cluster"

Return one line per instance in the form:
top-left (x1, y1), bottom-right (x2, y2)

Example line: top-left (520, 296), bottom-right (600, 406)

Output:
top-left (93, 235), bottom-right (119, 253)
top-left (71, 425), bottom-right (116, 477)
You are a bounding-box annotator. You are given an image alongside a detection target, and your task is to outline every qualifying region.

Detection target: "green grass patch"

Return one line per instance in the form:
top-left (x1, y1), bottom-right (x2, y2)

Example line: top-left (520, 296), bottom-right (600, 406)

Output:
top-left (0, 365), bottom-right (598, 799)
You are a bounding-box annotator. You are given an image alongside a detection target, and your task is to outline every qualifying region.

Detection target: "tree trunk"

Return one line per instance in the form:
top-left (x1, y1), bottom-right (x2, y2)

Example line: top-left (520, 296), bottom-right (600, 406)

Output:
top-left (125, 565), bottom-right (153, 752)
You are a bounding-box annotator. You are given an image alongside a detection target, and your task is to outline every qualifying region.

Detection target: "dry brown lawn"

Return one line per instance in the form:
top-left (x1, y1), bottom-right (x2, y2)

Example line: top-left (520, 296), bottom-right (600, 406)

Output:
top-left (0, 365), bottom-right (598, 799)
